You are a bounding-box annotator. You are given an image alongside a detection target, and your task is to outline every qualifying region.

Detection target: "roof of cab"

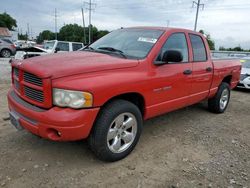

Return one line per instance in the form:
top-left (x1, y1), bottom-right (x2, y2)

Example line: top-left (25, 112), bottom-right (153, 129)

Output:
top-left (126, 26), bottom-right (194, 33)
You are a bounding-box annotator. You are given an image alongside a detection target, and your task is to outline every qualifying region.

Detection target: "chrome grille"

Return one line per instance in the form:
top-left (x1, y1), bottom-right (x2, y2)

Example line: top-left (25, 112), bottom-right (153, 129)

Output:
top-left (24, 72), bottom-right (43, 86)
top-left (24, 86), bottom-right (44, 102)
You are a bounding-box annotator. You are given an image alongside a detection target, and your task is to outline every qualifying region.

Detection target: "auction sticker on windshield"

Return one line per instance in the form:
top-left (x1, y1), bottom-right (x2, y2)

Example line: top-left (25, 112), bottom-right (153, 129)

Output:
top-left (138, 37), bottom-right (157, 43)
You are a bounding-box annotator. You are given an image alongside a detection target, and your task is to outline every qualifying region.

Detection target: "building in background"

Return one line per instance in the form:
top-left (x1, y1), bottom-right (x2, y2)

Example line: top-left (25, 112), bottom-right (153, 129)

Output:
top-left (0, 27), bottom-right (12, 39)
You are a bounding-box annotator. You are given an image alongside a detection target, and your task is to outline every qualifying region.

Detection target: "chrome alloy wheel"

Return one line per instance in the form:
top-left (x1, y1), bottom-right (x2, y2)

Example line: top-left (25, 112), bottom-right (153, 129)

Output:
top-left (107, 112), bottom-right (137, 153)
top-left (220, 88), bottom-right (229, 110)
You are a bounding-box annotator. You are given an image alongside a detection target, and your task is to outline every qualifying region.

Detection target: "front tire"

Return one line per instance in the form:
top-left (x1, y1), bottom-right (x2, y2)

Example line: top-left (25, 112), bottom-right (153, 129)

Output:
top-left (88, 99), bottom-right (143, 162)
top-left (208, 82), bottom-right (231, 113)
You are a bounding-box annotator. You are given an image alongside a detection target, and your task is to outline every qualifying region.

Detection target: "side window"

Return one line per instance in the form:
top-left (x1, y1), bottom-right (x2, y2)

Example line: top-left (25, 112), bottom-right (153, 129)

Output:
top-left (157, 33), bottom-right (189, 63)
top-left (72, 43), bottom-right (83, 51)
top-left (189, 34), bottom-right (207, 62)
top-left (57, 42), bottom-right (70, 51)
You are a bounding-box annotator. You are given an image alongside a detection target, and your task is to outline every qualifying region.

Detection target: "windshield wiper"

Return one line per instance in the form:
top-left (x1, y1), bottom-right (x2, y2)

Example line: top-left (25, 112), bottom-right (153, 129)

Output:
top-left (83, 46), bottom-right (95, 51)
top-left (97, 47), bottom-right (127, 59)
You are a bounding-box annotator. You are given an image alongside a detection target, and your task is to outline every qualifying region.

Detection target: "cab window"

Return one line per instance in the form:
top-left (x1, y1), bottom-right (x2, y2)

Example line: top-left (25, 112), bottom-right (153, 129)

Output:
top-left (72, 43), bottom-right (83, 51)
top-left (57, 42), bottom-right (70, 51)
top-left (156, 33), bottom-right (189, 63)
top-left (189, 34), bottom-right (207, 62)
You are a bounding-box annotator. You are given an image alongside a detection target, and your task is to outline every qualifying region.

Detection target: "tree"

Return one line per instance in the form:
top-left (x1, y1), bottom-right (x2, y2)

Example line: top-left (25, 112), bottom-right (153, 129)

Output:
top-left (199, 30), bottom-right (215, 50)
top-left (36, 30), bottom-right (55, 44)
top-left (18, 33), bottom-right (28, 40)
top-left (58, 24), bottom-right (109, 45)
top-left (0, 12), bottom-right (17, 30)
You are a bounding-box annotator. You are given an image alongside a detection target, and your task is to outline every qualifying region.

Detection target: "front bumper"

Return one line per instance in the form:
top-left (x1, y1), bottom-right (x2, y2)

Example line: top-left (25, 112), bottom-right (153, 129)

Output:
top-left (237, 79), bottom-right (250, 89)
top-left (7, 89), bottom-right (100, 141)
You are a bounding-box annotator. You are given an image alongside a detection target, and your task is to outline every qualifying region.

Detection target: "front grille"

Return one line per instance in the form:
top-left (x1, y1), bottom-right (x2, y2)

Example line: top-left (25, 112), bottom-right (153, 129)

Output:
top-left (240, 74), bottom-right (248, 81)
top-left (24, 72), bottom-right (43, 86)
top-left (14, 67), bottom-right (19, 77)
top-left (12, 66), bottom-right (51, 108)
top-left (14, 80), bottom-right (20, 91)
top-left (24, 86), bottom-right (44, 102)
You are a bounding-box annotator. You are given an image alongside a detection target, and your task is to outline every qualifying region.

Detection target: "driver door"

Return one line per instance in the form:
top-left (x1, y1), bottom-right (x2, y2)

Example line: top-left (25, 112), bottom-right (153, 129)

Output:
top-left (149, 32), bottom-right (192, 116)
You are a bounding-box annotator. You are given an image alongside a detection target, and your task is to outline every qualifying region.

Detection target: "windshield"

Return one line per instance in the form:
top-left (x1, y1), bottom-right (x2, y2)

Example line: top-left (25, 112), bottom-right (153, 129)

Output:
top-left (89, 29), bottom-right (164, 59)
top-left (43, 41), bottom-right (55, 50)
top-left (241, 60), bottom-right (250, 68)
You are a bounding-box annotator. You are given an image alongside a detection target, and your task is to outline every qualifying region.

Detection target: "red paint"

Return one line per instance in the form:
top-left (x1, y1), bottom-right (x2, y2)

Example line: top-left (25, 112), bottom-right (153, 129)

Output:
top-left (8, 27), bottom-right (241, 141)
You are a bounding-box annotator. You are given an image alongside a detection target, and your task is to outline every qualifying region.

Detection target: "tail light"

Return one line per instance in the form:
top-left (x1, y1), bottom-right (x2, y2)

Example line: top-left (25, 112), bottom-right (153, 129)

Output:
top-left (11, 44), bottom-right (16, 49)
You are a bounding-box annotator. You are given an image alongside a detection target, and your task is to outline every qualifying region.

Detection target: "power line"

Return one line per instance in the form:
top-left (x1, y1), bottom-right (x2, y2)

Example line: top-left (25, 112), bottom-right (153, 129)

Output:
top-left (192, 0), bottom-right (204, 31)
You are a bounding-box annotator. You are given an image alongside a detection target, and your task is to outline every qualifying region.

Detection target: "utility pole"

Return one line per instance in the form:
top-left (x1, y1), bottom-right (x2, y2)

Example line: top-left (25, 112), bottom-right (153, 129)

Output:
top-left (55, 8), bottom-right (58, 40)
top-left (81, 8), bottom-right (87, 44)
top-left (84, 0), bottom-right (96, 44)
top-left (167, 20), bottom-right (170, 27)
top-left (192, 0), bottom-right (204, 31)
top-left (27, 23), bottom-right (30, 40)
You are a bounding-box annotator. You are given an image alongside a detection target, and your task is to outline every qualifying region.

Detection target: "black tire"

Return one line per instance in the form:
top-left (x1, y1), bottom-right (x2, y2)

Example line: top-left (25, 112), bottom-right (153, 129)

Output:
top-left (88, 99), bottom-right (143, 162)
top-left (1, 49), bottom-right (11, 58)
top-left (208, 82), bottom-right (231, 113)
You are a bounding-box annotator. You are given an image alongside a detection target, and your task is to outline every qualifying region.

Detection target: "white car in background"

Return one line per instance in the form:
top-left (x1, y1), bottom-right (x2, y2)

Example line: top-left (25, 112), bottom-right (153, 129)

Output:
top-left (14, 40), bottom-right (84, 60)
top-left (238, 58), bottom-right (250, 89)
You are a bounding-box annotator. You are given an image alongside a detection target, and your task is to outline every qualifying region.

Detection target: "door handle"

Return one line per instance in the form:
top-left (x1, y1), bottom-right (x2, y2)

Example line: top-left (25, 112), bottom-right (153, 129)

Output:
top-left (183, 69), bottom-right (192, 75)
top-left (206, 67), bottom-right (213, 72)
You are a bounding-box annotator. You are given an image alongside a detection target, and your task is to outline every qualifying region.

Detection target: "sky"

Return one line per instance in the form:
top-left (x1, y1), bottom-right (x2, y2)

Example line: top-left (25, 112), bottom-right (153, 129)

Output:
top-left (1, 0), bottom-right (250, 49)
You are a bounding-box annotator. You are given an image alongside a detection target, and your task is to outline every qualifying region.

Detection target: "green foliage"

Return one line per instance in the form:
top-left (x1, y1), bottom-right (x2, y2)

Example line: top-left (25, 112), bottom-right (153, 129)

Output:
top-left (219, 46), bottom-right (248, 52)
top-left (199, 30), bottom-right (215, 50)
top-left (58, 24), bottom-right (84, 43)
top-left (0, 12), bottom-right (17, 30)
top-left (58, 24), bottom-right (109, 45)
top-left (35, 24), bottom-right (109, 44)
top-left (18, 33), bottom-right (28, 40)
top-left (36, 30), bottom-right (55, 44)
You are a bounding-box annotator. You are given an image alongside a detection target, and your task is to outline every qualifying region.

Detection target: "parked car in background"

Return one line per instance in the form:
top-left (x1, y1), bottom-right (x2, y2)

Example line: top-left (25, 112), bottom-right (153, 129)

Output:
top-left (14, 40), bottom-right (84, 60)
top-left (14, 40), bottom-right (36, 50)
top-left (0, 38), bottom-right (16, 58)
top-left (238, 57), bottom-right (250, 89)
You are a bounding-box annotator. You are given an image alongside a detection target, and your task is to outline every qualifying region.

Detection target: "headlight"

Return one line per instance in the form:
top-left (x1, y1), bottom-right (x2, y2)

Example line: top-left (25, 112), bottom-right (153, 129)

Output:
top-left (53, 88), bottom-right (93, 109)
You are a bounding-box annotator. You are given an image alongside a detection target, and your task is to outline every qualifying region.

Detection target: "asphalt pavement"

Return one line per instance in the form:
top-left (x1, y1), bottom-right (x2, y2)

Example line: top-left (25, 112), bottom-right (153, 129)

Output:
top-left (0, 58), bottom-right (11, 83)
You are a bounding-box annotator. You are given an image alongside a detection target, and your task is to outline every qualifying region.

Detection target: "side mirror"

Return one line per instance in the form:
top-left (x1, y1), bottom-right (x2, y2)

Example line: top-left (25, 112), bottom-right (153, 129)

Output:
top-left (55, 47), bottom-right (60, 53)
top-left (162, 50), bottom-right (183, 63)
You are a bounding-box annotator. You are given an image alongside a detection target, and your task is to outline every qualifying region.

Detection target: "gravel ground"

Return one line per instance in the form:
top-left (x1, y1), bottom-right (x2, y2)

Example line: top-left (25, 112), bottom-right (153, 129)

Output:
top-left (0, 58), bottom-right (249, 187)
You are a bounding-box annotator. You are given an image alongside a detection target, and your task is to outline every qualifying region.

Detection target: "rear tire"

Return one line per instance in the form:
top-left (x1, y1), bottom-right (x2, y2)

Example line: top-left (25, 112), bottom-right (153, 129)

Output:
top-left (1, 49), bottom-right (11, 58)
top-left (208, 82), bottom-right (230, 113)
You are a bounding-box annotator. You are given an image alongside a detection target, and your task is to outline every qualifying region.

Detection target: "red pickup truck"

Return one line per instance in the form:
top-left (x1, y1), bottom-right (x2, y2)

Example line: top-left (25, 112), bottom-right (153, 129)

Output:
top-left (8, 27), bottom-right (241, 161)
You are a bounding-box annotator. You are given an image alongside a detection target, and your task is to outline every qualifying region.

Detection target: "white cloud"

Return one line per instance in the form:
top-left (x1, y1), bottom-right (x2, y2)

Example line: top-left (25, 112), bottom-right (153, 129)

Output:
top-left (1, 0), bottom-right (250, 48)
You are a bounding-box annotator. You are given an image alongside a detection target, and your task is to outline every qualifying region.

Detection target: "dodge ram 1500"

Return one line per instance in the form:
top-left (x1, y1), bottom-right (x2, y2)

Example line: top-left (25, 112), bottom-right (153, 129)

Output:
top-left (8, 27), bottom-right (241, 161)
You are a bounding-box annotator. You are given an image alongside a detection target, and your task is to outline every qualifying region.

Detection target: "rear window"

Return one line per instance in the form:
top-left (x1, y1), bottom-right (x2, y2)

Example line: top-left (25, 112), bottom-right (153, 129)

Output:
top-left (72, 43), bottom-right (83, 51)
top-left (189, 34), bottom-right (207, 62)
top-left (2, 39), bottom-right (13, 44)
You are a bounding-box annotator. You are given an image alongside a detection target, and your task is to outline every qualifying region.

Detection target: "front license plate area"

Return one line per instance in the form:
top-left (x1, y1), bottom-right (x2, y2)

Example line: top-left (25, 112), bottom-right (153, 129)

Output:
top-left (9, 111), bottom-right (23, 130)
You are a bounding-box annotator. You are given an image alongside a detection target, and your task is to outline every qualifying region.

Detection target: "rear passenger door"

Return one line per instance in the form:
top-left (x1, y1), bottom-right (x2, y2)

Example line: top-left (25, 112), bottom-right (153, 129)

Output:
top-left (188, 34), bottom-right (213, 105)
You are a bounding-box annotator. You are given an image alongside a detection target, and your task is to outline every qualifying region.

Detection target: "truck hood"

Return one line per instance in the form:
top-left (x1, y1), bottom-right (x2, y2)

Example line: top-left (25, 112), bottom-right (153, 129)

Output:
top-left (15, 51), bottom-right (139, 79)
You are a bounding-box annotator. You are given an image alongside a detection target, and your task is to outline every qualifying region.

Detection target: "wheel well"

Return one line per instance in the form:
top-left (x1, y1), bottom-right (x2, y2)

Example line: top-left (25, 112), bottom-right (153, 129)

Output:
top-left (222, 75), bottom-right (232, 86)
top-left (1, 48), bottom-right (11, 52)
top-left (104, 93), bottom-right (145, 117)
